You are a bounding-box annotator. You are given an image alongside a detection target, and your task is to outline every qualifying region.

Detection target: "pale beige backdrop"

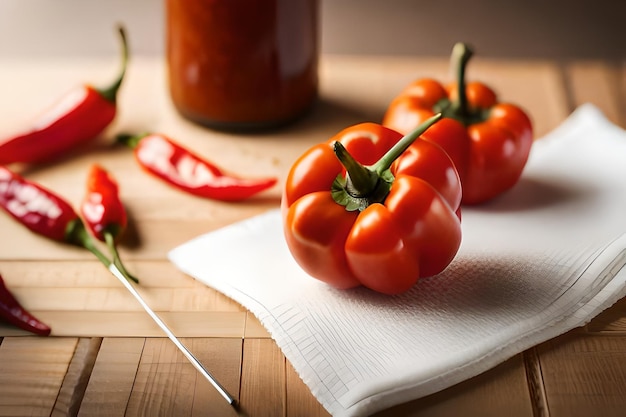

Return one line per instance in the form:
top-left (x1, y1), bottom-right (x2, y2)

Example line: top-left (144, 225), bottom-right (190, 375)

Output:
top-left (0, 0), bottom-right (623, 59)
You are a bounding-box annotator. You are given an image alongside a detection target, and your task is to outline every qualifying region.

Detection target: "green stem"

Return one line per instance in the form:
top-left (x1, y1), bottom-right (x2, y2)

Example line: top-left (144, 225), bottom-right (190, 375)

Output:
top-left (449, 42), bottom-right (473, 118)
top-left (372, 113), bottom-right (442, 174)
top-left (331, 113), bottom-right (442, 211)
top-left (116, 132), bottom-right (148, 149)
top-left (65, 219), bottom-right (139, 284)
top-left (334, 142), bottom-right (379, 197)
top-left (104, 230), bottom-right (139, 284)
top-left (97, 25), bottom-right (129, 103)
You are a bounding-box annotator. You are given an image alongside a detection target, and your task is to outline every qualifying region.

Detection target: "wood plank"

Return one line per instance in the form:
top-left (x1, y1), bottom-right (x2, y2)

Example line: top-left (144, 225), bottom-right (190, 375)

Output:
top-left (586, 296), bottom-right (626, 333)
top-left (52, 337), bottom-right (102, 417)
top-left (0, 260), bottom-right (243, 315)
top-left (188, 338), bottom-right (243, 417)
top-left (372, 355), bottom-right (533, 417)
top-left (0, 311), bottom-right (246, 338)
top-left (286, 361), bottom-right (331, 417)
top-left (0, 337), bottom-right (78, 417)
top-left (0, 260), bottom-right (209, 289)
top-left (6, 286), bottom-right (244, 313)
top-left (537, 332), bottom-right (626, 417)
top-left (243, 312), bottom-right (271, 339)
top-left (238, 338), bottom-right (286, 417)
top-left (565, 61), bottom-right (625, 126)
top-left (125, 338), bottom-right (241, 417)
top-left (523, 348), bottom-right (549, 417)
top-left (79, 338), bottom-right (145, 417)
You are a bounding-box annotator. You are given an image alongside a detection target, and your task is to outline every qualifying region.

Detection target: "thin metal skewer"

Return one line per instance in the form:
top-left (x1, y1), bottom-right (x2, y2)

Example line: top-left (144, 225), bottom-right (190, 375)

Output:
top-left (108, 264), bottom-right (237, 406)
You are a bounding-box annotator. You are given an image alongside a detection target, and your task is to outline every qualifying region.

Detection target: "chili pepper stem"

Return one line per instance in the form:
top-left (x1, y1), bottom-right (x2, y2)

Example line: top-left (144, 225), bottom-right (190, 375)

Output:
top-left (66, 220), bottom-right (139, 284)
top-left (116, 132), bottom-right (148, 148)
top-left (449, 42), bottom-right (473, 118)
top-left (97, 25), bottom-right (129, 103)
top-left (104, 230), bottom-right (139, 284)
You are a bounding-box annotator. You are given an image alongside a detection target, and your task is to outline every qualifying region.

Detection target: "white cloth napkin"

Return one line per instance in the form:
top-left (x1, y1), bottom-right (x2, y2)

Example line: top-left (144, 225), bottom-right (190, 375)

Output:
top-left (169, 104), bottom-right (626, 417)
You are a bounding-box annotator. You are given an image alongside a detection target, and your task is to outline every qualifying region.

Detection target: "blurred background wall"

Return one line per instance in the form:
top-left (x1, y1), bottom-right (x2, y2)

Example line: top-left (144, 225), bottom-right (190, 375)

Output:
top-left (0, 0), bottom-right (624, 60)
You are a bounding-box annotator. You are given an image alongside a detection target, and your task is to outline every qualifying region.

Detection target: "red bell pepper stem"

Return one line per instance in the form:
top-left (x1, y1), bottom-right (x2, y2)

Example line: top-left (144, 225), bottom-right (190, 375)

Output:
top-left (0, 25), bottom-right (128, 165)
top-left (0, 165), bottom-right (138, 284)
top-left (332, 113), bottom-right (442, 210)
top-left (449, 42), bottom-right (473, 118)
top-left (0, 273), bottom-right (51, 336)
top-left (373, 113), bottom-right (444, 174)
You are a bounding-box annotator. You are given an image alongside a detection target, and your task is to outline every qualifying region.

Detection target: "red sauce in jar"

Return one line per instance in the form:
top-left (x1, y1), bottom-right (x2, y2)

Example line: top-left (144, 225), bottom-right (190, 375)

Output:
top-left (166, 0), bottom-right (319, 131)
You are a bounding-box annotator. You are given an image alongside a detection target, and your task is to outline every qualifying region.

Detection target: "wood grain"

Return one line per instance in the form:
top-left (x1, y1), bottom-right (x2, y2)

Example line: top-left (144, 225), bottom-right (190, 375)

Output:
top-left (79, 338), bottom-right (144, 417)
top-left (586, 297), bottom-right (626, 333)
top-left (124, 337), bottom-right (242, 417)
top-left (286, 360), bottom-right (331, 417)
top-left (52, 337), bottom-right (102, 417)
top-left (565, 61), bottom-right (625, 126)
top-left (537, 333), bottom-right (626, 417)
top-left (0, 311), bottom-right (247, 338)
top-left (371, 355), bottom-right (533, 417)
top-left (0, 337), bottom-right (78, 417)
top-left (238, 338), bottom-right (286, 417)
top-left (188, 338), bottom-right (243, 417)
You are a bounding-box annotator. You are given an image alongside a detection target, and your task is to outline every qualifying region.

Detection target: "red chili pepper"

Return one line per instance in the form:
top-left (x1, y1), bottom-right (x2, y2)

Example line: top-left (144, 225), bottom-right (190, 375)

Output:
top-left (80, 164), bottom-right (136, 282)
top-left (0, 273), bottom-right (51, 336)
top-left (382, 43), bottom-right (533, 205)
top-left (81, 164), bottom-right (127, 241)
top-left (282, 114), bottom-right (462, 295)
top-left (117, 133), bottom-right (278, 201)
top-left (0, 165), bottom-right (137, 283)
top-left (0, 166), bottom-right (80, 241)
top-left (0, 26), bottom-right (128, 165)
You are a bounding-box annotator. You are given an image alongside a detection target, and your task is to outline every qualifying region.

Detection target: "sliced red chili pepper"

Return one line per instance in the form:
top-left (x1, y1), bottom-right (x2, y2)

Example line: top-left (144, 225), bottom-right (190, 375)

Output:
top-left (0, 273), bottom-right (51, 336)
top-left (0, 26), bottom-right (128, 165)
top-left (0, 275), bottom-right (51, 336)
top-left (0, 165), bottom-right (137, 283)
top-left (0, 166), bottom-right (80, 241)
top-left (81, 164), bottom-right (136, 282)
top-left (118, 133), bottom-right (278, 201)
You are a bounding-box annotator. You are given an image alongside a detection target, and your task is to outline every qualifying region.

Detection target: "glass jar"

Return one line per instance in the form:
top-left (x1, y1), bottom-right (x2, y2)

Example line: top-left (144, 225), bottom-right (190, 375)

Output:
top-left (166, 0), bottom-right (319, 131)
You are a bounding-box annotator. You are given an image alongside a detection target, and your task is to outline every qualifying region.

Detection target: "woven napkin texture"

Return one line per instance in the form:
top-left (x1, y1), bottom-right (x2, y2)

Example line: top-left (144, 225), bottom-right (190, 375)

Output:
top-left (169, 104), bottom-right (626, 417)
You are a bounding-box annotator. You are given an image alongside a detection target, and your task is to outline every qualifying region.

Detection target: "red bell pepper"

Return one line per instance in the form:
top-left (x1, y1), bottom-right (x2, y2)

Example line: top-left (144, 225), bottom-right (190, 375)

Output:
top-left (383, 43), bottom-right (533, 205)
top-left (118, 133), bottom-right (278, 201)
top-left (0, 165), bottom-right (137, 283)
top-left (81, 164), bottom-right (136, 282)
top-left (0, 26), bottom-right (128, 165)
top-left (0, 273), bottom-right (51, 336)
top-left (282, 114), bottom-right (462, 295)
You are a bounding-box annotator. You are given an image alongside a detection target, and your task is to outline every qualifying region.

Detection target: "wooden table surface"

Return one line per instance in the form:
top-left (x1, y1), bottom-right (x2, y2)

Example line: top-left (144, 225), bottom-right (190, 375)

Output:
top-left (0, 54), bottom-right (624, 417)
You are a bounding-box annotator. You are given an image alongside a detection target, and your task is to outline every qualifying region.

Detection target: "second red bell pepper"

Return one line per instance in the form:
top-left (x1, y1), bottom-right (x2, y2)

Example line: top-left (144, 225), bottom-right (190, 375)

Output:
top-left (382, 43), bottom-right (533, 205)
top-left (282, 114), bottom-right (462, 295)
